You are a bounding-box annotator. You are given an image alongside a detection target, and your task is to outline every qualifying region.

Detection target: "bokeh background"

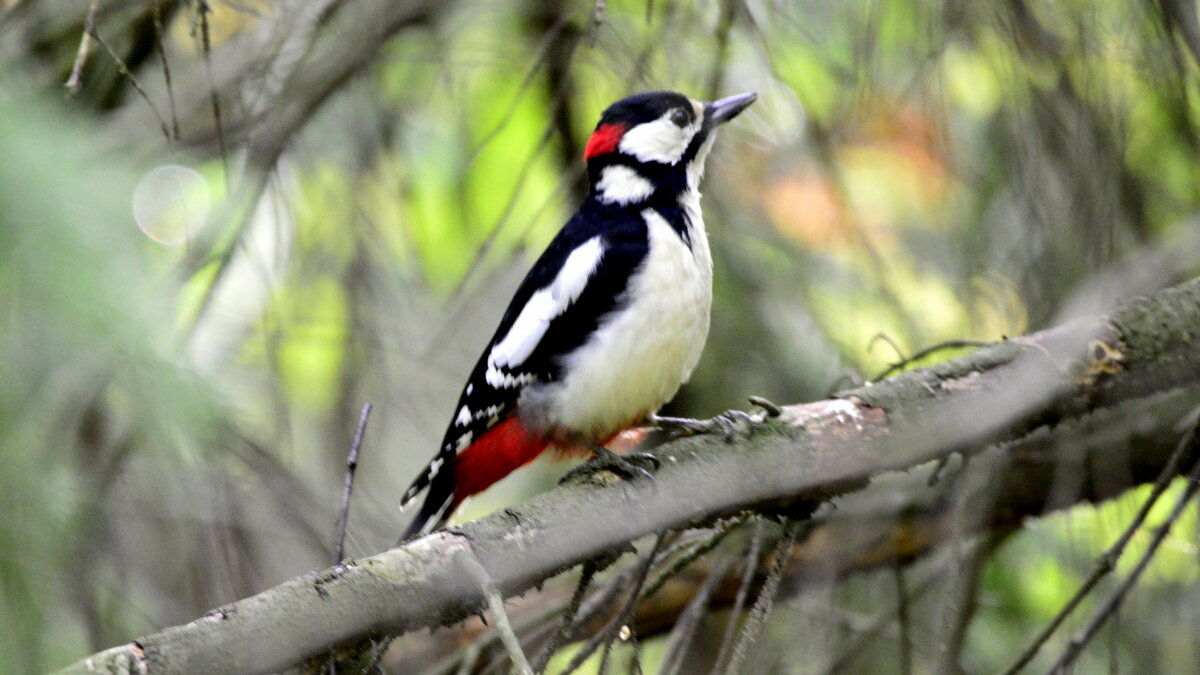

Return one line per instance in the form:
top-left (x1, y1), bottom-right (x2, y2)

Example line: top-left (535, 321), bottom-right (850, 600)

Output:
top-left (2, 0), bottom-right (1200, 672)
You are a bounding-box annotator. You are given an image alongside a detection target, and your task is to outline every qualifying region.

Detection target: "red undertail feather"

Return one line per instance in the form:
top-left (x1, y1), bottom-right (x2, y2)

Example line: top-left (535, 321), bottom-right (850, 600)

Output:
top-left (451, 417), bottom-right (550, 507)
top-left (583, 123), bottom-right (628, 160)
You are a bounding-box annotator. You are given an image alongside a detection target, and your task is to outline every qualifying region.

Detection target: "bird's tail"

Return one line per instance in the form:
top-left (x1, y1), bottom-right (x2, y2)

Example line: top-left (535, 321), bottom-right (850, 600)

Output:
top-left (398, 417), bottom-right (548, 542)
top-left (399, 487), bottom-right (454, 543)
top-left (398, 459), bottom-right (456, 543)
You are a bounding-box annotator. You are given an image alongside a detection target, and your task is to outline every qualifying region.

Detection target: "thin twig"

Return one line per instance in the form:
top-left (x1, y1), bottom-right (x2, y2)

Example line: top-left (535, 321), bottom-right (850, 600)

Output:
top-left (526, 558), bottom-right (642, 670)
top-left (1045, 456), bottom-right (1200, 674)
top-left (825, 559), bottom-right (954, 675)
top-left (465, 556), bottom-right (534, 675)
top-left (626, 632), bottom-right (643, 675)
top-left (660, 547), bottom-right (737, 675)
top-left (873, 339), bottom-right (990, 382)
top-left (641, 517), bottom-right (747, 601)
top-left (559, 533), bottom-right (668, 675)
top-left (89, 30), bottom-right (172, 140)
top-left (333, 403), bottom-right (372, 565)
top-left (531, 559), bottom-right (599, 673)
top-left (64, 0), bottom-right (101, 97)
top-left (465, 16), bottom-right (572, 165)
top-left (435, 23), bottom-right (588, 314)
top-left (867, 332), bottom-right (907, 363)
top-left (479, 549), bottom-right (647, 675)
top-left (455, 602), bottom-right (564, 675)
top-left (150, 0), bottom-right (180, 140)
top-left (1002, 403), bottom-right (1200, 674)
top-left (196, 0), bottom-right (229, 183)
top-left (934, 533), bottom-right (994, 675)
top-left (712, 517), bottom-right (765, 673)
top-left (721, 520), bottom-right (805, 675)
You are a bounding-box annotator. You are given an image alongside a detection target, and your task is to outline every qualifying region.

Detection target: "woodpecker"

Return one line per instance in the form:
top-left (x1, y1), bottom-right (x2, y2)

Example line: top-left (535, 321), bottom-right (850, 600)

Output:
top-left (400, 90), bottom-right (757, 539)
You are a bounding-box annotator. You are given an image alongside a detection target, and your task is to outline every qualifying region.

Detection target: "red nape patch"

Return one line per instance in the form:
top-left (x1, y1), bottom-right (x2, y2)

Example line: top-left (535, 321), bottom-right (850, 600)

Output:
top-left (584, 122), bottom-right (628, 161)
top-left (451, 418), bottom-right (550, 507)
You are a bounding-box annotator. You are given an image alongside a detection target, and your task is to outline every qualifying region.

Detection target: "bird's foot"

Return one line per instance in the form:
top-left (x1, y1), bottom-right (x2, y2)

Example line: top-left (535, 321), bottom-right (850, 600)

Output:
top-left (652, 409), bottom-right (758, 442)
top-left (559, 446), bottom-right (660, 486)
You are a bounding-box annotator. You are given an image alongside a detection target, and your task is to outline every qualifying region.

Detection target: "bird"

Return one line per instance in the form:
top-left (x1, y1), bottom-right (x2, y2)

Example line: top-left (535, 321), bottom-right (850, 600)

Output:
top-left (399, 90), bottom-right (757, 540)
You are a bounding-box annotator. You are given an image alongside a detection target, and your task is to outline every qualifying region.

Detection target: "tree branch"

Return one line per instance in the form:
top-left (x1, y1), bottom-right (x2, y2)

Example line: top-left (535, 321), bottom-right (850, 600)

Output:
top-left (60, 277), bottom-right (1200, 674)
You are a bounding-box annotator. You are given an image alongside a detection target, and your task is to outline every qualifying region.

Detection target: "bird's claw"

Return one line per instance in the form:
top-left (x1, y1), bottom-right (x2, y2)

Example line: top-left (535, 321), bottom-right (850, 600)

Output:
top-left (559, 446), bottom-right (660, 487)
top-left (653, 410), bottom-right (757, 442)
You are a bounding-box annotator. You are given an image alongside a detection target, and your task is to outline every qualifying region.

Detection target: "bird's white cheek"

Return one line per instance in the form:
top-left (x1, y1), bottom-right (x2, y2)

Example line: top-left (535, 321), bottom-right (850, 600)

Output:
top-left (619, 118), bottom-right (688, 164)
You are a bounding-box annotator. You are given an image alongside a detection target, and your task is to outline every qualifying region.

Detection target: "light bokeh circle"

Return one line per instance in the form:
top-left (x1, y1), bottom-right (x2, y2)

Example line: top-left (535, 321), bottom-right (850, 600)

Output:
top-left (132, 164), bottom-right (210, 246)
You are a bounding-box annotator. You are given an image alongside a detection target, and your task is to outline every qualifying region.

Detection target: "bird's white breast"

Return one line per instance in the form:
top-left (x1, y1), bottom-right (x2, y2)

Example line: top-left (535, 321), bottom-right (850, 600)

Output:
top-left (540, 203), bottom-right (713, 440)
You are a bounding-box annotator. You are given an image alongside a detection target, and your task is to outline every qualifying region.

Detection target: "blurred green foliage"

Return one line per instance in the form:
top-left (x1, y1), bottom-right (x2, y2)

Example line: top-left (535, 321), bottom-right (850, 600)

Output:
top-left (1, 0), bottom-right (1200, 672)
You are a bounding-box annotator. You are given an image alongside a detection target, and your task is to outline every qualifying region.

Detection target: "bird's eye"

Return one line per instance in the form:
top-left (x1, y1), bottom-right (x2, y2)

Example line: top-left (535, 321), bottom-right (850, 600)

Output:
top-left (670, 109), bottom-right (690, 128)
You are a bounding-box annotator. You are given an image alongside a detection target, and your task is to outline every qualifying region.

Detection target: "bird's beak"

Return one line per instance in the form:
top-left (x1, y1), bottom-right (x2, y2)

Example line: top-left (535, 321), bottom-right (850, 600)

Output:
top-left (708, 92), bottom-right (757, 125)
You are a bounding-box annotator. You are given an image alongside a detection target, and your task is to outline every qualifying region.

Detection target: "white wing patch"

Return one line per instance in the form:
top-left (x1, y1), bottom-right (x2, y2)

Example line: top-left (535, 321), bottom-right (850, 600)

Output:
top-left (474, 404), bottom-right (504, 421)
top-left (428, 456), bottom-right (445, 478)
top-left (454, 405), bottom-right (471, 426)
top-left (454, 432), bottom-right (473, 451)
top-left (485, 236), bottom-right (606, 385)
top-left (597, 165), bottom-right (654, 205)
top-left (485, 370), bottom-right (539, 389)
top-left (618, 111), bottom-right (701, 165)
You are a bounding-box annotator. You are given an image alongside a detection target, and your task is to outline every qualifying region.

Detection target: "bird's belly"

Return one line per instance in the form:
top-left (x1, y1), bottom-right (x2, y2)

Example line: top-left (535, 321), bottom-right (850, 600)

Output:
top-left (539, 209), bottom-right (713, 441)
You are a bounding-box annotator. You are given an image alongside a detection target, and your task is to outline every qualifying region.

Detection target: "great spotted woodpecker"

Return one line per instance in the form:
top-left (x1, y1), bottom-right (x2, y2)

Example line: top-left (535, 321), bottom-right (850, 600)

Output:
top-left (400, 90), bottom-right (757, 539)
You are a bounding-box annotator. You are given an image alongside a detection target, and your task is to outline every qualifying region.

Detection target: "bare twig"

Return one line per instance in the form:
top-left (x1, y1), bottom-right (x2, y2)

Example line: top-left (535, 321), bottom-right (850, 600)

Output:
top-left (721, 520), bottom-right (804, 675)
top-left (825, 560), bottom-right (952, 675)
top-left (712, 517), bottom-right (765, 673)
top-left (150, 0), bottom-right (180, 140)
top-left (531, 559), bottom-right (598, 673)
top-left (641, 517), bottom-right (747, 601)
top-left (1002, 403), bottom-right (1200, 674)
top-left (560, 534), bottom-right (668, 675)
top-left (88, 30), bottom-right (172, 139)
top-left (625, 633), bottom-right (643, 675)
top-left (867, 332), bottom-right (907, 363)
top-left (195, 0), bottom-right (229, 182)
top-left (64, 0), bottom-right (102, 97)
top-left (660, 547), bottom-right (737, 675)
top-left (1046, 455), bottom-right (1200, 673)
top-left (466, 556), bottom-right (534, 675)
top-left (934, 533), bottom-right (994, 675)
top-left (333, 403), bottom-right (372, 565)
top-left (873, 339), bottom-right (990, 382)
top-left (465, 15), bottom-right (572, 165)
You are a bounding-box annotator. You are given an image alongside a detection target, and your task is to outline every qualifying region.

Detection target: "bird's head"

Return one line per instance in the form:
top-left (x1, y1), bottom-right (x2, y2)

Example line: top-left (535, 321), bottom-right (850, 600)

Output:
top-left (584, 91), bottom-right (756, 206)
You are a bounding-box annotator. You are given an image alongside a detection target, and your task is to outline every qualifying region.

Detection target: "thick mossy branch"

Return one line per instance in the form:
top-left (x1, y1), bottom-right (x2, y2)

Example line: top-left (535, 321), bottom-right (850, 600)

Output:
top-left (61, 278), bottom-right (1200, 675)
